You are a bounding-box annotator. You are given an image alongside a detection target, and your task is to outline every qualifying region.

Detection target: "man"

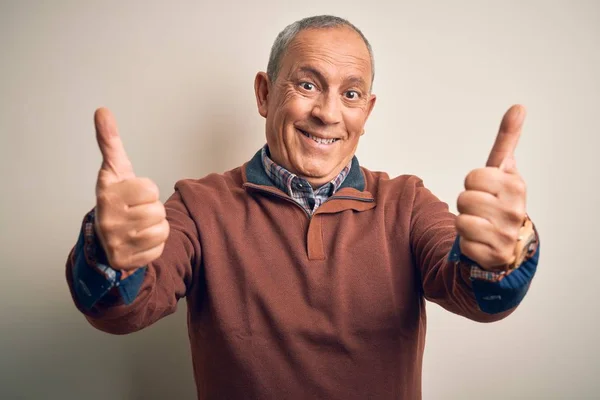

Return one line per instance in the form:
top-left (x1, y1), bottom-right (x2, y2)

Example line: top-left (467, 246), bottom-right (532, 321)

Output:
top-left (66, 15), bottom-right (539, 399)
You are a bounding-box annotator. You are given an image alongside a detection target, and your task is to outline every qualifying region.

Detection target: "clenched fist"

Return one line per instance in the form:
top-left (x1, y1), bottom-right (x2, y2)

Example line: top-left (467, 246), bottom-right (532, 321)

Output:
top-left (94, 108), bottom-right (169, 271)
top-left (456, 105), bottom-right (528, 271)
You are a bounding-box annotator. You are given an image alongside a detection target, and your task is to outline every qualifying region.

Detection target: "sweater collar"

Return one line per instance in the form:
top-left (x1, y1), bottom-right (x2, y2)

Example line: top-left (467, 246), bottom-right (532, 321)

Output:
top-left (243, 147), bottom-right (366, 192)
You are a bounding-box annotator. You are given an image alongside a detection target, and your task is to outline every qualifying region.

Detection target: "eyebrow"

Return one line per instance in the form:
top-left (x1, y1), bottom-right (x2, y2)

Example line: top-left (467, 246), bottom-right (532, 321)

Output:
top-left (296, 66), bottom-right (368, 89)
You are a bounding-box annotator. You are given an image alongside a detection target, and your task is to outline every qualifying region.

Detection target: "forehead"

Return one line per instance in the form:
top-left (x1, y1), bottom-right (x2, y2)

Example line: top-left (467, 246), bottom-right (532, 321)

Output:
top-left (281, 27), bottom-right (372, 83)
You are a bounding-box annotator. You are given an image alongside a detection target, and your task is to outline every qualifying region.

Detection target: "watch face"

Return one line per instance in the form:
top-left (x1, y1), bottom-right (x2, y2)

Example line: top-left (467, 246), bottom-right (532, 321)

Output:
top-left (513, 221), bottom-right (537, 269)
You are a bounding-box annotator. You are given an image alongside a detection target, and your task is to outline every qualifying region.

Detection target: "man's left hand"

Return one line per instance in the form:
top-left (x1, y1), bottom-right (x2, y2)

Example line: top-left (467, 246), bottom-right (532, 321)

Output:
top-left (456, 105), bottom-right (528, 271)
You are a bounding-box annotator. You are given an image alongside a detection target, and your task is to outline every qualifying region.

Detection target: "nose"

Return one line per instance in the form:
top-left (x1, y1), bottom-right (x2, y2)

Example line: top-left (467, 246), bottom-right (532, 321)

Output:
top-left (311, 92), bottom-right (342, 125)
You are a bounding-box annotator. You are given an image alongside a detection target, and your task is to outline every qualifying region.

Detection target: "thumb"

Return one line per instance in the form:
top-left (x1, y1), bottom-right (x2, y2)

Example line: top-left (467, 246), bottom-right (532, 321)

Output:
top-left (95, 107), bottom-right (135, 186)
top-left (486, 104), bottom-right (526, 168)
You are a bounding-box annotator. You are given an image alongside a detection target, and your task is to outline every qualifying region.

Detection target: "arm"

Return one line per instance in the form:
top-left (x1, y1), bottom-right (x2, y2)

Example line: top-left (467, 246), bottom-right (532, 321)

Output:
top-left (67, 209), bottom-right (146, 311)
top-left (66, 189), bottom-right (199, 334)
top-left (65, 107), bottom-right (199, 334)
top-left (413, 104), bottom-right (540, 320)
top-left (409, 180), bottom-right (517, 322)
top-left (410, 181), bottom-right (539, 320)
top-left (449, 225), bottom-right (539, 314)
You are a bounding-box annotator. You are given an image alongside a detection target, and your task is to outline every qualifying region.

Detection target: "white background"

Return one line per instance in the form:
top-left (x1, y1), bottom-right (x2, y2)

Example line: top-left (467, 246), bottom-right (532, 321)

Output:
top-left (1, 1), bottom-right (598, 399)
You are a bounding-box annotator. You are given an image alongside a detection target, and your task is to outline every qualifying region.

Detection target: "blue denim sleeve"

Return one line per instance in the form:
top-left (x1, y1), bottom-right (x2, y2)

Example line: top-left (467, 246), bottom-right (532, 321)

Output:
top-left (71, 212), bottom-right (147, 310)
top-left (449, 236), bottom-right (540, 314)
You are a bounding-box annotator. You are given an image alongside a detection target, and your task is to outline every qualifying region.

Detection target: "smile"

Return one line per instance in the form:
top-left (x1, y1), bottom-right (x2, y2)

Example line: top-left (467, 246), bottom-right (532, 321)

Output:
top-left (298, 129), bottom-right (339, 145)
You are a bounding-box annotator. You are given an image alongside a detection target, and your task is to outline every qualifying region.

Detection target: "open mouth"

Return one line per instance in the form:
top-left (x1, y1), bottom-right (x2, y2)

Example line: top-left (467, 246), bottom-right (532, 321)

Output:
top-left (298, 129), bottom-right (339, 145)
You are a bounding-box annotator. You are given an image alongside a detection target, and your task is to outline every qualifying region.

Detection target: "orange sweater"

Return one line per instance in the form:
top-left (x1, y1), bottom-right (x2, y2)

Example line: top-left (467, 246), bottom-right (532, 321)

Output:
top-left (67, 151), bottom-right (517, 399)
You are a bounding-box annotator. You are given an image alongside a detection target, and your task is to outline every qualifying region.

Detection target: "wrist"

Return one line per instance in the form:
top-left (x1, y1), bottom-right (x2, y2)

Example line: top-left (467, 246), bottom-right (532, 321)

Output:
top-left (506, 216), bottom-right (537, 270)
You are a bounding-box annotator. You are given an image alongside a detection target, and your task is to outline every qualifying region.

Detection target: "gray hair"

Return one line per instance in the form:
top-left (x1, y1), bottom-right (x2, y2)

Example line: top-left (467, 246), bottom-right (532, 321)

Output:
top-left (266, 15), bottom-right (375, 87)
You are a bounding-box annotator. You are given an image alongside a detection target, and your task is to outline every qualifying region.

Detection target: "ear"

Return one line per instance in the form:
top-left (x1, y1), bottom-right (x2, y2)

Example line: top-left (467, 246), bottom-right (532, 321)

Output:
top-left (361, 94), bottom-right (377, 136)
top-left (365, 93), bottom-right (377, 120)
top-left (254, 72), bottom-right (270, 118)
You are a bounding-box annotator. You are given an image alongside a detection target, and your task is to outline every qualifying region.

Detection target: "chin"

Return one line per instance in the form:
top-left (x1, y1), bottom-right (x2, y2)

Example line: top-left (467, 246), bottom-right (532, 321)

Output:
top-left (298, 164), bottom-right (336, 181)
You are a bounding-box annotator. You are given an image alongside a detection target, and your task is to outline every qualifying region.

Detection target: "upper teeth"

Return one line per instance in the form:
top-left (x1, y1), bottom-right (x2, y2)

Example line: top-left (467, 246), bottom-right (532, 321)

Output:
top-left (304, 132), bottom-right (337, 144)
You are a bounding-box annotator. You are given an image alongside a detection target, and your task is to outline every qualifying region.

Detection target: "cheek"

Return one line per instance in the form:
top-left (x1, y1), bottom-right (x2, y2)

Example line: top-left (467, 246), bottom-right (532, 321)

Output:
top-left (343, 108), bottom-right (368, 135)
top-left (277, 90), bottom-right (313, 121)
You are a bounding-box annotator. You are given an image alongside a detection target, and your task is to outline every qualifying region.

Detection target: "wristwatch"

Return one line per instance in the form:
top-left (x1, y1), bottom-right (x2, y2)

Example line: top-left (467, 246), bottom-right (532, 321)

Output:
top-left (507, 216), bottom-right (537, 271)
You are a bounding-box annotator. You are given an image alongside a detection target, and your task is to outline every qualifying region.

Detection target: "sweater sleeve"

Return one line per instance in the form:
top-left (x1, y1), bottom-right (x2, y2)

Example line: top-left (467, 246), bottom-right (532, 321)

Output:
top-left (68, 208), bottom-right (147, 310)
top-left (409, 178), bottom-right (530, 322)
top-left (65, 188), bottom-right (200, 334)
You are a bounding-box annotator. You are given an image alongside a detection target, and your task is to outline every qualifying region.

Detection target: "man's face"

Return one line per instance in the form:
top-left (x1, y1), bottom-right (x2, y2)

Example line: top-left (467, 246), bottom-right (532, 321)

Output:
top-left (255, 27), bottom-right (376, 187)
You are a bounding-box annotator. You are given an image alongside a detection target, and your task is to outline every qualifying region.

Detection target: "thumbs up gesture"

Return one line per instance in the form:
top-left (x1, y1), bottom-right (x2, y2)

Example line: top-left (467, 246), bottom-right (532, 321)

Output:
top-left (456, 105), bottom-right (528, 270)
top-left (94, 108), bottom-right (169, 271)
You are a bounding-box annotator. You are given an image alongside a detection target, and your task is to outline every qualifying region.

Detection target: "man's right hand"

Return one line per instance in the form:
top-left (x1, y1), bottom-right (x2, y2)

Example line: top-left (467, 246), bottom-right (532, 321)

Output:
top-left (94, 108), bottom-right (169, 271)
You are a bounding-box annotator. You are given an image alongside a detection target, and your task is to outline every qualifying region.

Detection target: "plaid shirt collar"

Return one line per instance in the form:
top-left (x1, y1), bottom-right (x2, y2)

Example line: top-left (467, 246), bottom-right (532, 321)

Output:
top-left (260, 145), bottom-right (351, 214)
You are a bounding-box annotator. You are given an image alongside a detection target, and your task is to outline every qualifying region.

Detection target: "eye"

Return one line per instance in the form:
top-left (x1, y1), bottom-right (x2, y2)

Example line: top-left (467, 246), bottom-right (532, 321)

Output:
top-left (299, 82), bottom-right (315, 91)
top-left (344, 90), bottom-right (360, 100)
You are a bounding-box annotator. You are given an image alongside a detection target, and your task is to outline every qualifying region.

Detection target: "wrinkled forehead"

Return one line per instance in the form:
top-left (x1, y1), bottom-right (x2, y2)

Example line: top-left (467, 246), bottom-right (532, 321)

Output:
top-left (281, 27), bottom-right (373, 86)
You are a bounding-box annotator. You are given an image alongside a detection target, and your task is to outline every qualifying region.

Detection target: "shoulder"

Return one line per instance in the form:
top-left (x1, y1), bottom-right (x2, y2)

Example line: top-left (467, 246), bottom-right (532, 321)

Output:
top-left (360, 166), bottom-right (452, 221)
top-left (169, 165), bottom-right (246, 210)
top-left (360, 166), bottom-right (426, 197)
top-left (359, 167), bottom-right (445, 214)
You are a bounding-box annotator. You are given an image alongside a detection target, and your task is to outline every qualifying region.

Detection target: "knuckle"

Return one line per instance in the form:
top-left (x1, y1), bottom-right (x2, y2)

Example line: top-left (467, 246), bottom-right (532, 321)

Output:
top-left (153, 243), bottom-right (166, 259)
top-left (492, 247), bottom-right (512, 265)
top-left (150, 202), bottom-right (167, 220)
top-left (505, 207), bottom-right (526, 224)
top-left (159, 204), bottom-right (167, 219)
top-left (125, 228), bottom-right (138, 242)
top-left (502, 250), bottom-right (514, 264)
top-left (455, 214), bottom-right (467, 232)
top-left (105, 236), bottom-right (121, 252)
top-left (464, 168), bottom-right (488, 189)
top-left (505, 176), bottom-right (526, 195)
top-left (96, 190), bottom-right (113, 206)
top-left (138, 244), bottom-right (164, 266)
top-left (498, 228), bottom-right (517, 245)
top-left (464, 170), bottom-right (477, 188)
top-left (456, 191), bottom-right (469, 212)
top-left (97, 191), bottom-right (127, 214)
top-left (161, 221), bottom-right (171, 242)
top-left (516, 179), bottom-right (527, 194)
top-left (459, 237), bottom-right (471, 251)
top-left (140, 178), bottom-right (160, 199)
top-left (96, 220), bottom-right (113, 235)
